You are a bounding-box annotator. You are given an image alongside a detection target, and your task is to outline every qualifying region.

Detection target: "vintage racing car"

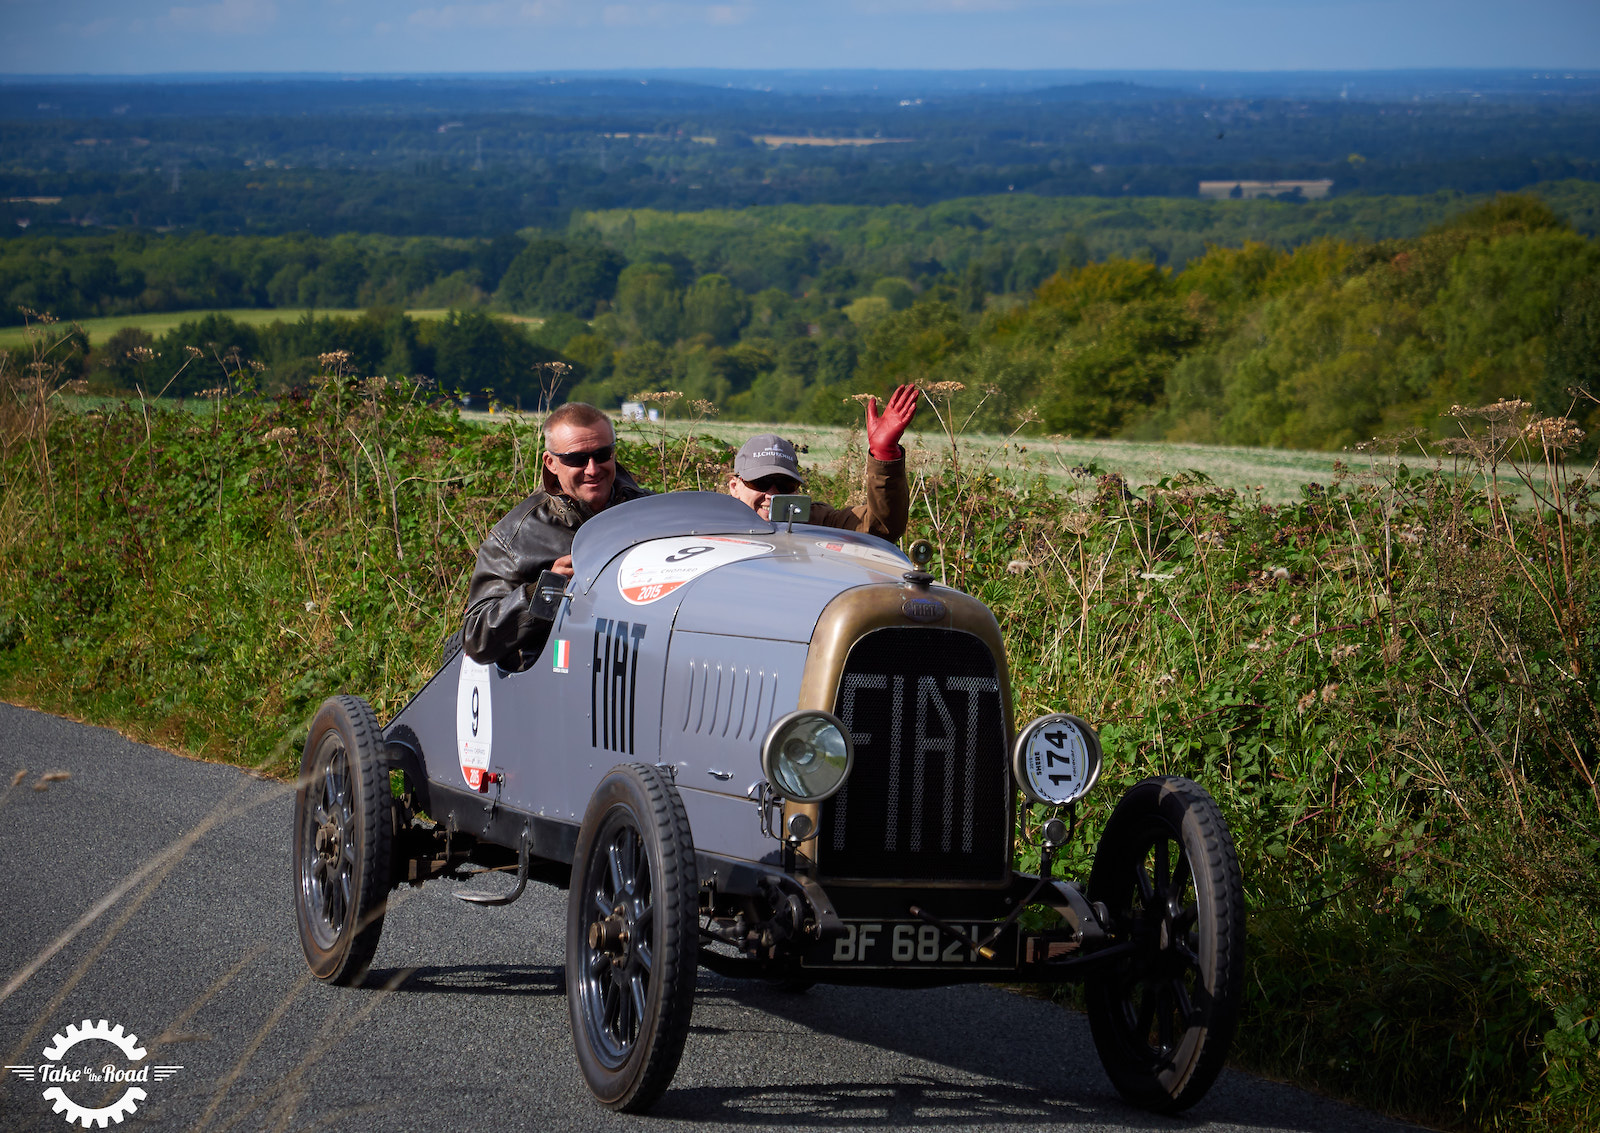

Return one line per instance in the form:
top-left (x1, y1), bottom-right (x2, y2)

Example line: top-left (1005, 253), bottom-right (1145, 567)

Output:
top-left (292, 491), bottom-right (1246, 1114)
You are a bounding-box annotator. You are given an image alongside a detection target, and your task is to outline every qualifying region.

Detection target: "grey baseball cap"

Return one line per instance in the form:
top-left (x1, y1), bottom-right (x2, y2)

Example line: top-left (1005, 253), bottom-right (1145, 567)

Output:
top-left (734, 434), bottom-right (805, 486)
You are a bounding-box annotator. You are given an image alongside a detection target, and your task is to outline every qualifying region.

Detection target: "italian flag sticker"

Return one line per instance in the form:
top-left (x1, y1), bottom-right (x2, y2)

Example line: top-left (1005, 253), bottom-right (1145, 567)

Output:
top-left (552, 639), bottom-right (570, 673)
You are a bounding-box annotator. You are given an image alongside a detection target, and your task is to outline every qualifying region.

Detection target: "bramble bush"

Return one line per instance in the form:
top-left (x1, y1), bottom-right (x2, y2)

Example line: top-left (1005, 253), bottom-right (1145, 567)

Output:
top-left (2, 328), bottom-right (1598, 1130)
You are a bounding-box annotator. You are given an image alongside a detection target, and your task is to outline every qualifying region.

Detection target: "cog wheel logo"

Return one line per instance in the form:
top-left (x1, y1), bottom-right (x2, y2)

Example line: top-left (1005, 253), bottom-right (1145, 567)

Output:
top-left (42, 1084), bottom-right (146, 1129)
top-left (44, 1020), bottom-right (148, 1063)
top-left (4, 1018), bottom-right (181, 1129)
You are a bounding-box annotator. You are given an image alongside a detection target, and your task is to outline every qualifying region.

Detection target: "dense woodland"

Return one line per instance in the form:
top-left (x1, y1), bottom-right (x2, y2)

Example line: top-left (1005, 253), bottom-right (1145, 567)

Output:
top-left (12, 188), bottom-right (1600, 453)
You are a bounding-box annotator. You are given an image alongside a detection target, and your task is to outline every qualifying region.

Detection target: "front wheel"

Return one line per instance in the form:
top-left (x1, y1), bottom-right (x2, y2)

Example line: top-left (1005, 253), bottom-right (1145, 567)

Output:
top-left (1084, 775), bottom-right (1245, 1113)
top-left (566, 763), bottom-right (698, 1113)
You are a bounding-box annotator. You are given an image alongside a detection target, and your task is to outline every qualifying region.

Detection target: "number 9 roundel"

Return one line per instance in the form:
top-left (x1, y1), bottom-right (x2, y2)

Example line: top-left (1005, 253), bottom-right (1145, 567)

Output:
top-left (1012, 713), bottom-right (1102, 807)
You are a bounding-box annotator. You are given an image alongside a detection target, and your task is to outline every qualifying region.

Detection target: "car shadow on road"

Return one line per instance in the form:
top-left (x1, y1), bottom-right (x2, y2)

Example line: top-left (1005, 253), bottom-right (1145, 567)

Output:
top-left (367, 964), bottom-right (563, 998)
top-left (658, 1074), bottom-right (1112, 1128)
top-left (652, 976), bottom-right (1416, 1132)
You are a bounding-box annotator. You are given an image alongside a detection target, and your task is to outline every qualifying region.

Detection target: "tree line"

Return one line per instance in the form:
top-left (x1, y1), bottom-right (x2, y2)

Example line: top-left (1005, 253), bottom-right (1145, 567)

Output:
top-left (8, 180), bottom-right (1599, 328)
top-left (21, 192), bottom-right (1600, 452)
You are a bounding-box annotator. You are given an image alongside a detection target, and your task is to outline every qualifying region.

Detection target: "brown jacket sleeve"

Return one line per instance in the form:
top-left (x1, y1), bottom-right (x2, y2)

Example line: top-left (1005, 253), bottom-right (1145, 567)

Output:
top-left (808, 455), bottom-right (908, 541)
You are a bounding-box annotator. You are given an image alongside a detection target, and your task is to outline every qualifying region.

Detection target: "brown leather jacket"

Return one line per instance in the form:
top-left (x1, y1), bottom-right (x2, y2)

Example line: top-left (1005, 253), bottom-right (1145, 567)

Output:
top-left (461, 466), bottom-right (650, 666)
top-left (809, 455), bottom-right (909, 540)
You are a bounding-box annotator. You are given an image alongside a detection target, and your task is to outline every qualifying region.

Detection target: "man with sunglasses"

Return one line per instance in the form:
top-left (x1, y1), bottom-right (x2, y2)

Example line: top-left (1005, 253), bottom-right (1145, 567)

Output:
top-left (461, 402), bottom-right (649, 667)
top-left (728, 383), bottom-right (918, 539)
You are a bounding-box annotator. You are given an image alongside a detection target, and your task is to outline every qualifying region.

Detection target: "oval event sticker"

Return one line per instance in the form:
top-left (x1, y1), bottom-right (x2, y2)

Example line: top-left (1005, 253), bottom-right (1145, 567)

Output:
top-left (815, 540), bottom-right (910, 570)
top-left (617, 535), bottom-right (774, 604)
top-left (456, 657), bottom-right (494, 789)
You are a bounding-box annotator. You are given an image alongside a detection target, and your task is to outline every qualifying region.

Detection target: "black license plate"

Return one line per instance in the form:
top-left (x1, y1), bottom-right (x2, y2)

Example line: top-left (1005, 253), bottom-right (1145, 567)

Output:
top-left (802, 920), bottom-right (1018, 970)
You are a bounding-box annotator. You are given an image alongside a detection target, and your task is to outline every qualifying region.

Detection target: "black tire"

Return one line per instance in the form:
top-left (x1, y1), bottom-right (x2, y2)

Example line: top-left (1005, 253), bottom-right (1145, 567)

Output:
top-left (293, 695), bottom-right (394, 986)
top-left (1084, 775), bottom-right (1245, 1113)
top-left (566, 764), bottom-right (698, 1113)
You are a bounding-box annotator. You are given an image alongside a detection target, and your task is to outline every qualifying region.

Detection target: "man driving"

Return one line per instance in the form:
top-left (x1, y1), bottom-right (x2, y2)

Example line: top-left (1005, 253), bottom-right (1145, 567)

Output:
top-left (461, 402), bottom-right (649, 667)
top-left (728, 383), bottom-right (918, 540)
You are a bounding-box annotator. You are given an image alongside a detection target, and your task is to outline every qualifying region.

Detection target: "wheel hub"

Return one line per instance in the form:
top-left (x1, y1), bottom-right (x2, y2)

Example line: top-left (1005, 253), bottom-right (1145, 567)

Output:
top-left (315, 819), bottom-right (343, 864)
top-left (589, 904), bottom-right (633, 959)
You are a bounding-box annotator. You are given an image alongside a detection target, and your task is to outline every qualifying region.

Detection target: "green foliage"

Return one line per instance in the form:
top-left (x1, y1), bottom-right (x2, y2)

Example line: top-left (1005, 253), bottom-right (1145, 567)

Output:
top-left (1544, 274), bottom-right (1600, 434)
top-left (1039, 298), bottom-right (1204, 436)
top-left (681, 273), bottom-right (749, 343)
top-left (14, 188), bottom-right (1600, 449)
top-left (426, 308), bottom-right (561, 405)
top-left (613, 260), bottom-right (684, 344)
top-left (856, 301), bottom-right (969, 389)
top-left (0, 231), bottom-right (528, 327)
top-left (494, 237), bottom-right (624, 317)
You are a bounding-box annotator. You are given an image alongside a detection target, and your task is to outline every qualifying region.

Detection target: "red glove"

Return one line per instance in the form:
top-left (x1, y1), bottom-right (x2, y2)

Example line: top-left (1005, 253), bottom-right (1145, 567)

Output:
top-left (866, 383), bottom-right (919, 461)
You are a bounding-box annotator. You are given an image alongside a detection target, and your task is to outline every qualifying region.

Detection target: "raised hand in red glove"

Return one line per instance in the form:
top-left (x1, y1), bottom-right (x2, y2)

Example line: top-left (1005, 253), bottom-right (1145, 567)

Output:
top-left (866, 383), bottom-right (919, 462)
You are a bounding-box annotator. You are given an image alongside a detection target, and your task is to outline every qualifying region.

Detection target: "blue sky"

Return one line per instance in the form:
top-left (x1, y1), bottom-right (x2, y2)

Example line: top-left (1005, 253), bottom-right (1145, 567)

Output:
top-left (3, 1), bottom-right (1598, 75)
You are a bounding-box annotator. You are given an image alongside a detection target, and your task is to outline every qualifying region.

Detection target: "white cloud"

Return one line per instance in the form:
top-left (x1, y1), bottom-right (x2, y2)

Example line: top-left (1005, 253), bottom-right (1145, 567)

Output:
top-left (602, 3), bottom-right (659, 26)
top-left (167, 0), bottom-right (279, 34)
top-left (406, 0), bottom-right (569, 29)
top-left (601, 2), bottom-right (752, 27)
top-left (403, 0), bottom-right (751, 31)
top-left (856, 0), bottom-right (1096, 12)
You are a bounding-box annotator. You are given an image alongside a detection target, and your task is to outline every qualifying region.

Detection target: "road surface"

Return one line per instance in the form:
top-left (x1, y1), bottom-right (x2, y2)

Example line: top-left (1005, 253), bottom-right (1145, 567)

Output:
top-left (0, 703), bottom-right (1419, 1132)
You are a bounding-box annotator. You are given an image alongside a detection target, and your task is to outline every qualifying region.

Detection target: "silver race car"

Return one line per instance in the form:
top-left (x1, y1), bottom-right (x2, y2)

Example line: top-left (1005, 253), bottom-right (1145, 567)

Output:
top-left (293, 491), bottom-right (1245, 1114)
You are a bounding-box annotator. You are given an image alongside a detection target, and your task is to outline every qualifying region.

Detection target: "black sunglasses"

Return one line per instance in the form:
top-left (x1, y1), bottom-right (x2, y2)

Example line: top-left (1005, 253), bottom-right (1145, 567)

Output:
top-left (547, 444), bottom-right (615, 468)
top-left (743, 474), bottom-right (802, 494)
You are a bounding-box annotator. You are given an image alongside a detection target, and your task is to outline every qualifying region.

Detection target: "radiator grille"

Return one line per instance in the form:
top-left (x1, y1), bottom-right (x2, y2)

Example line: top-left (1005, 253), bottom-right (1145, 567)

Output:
top-left (819, 627), bottom-right (1010, 883)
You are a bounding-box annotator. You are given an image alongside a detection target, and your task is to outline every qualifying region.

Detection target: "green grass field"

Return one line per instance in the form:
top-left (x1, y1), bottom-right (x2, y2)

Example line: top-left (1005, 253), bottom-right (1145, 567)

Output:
top-left (0, 307), bottom-right (541, 349)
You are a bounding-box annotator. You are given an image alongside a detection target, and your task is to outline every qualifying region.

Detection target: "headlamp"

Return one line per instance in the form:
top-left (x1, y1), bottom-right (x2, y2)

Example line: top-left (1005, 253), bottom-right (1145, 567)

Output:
top-left (760, 710), bottom-right (854, 802)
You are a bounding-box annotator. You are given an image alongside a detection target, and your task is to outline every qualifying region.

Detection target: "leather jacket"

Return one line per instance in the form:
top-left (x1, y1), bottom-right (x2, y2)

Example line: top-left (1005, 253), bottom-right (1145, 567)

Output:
top-left (808, 455), bottom-right (909, 540)
top-left (461, 466), bottom-right (650, 666)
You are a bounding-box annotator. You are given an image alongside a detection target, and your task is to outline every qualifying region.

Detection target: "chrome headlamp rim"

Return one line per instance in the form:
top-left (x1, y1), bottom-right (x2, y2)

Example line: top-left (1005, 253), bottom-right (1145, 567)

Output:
top-left (1011, 712), bottom-right (1102, 807)
top-left (760, 708), bottom-right (855, 802)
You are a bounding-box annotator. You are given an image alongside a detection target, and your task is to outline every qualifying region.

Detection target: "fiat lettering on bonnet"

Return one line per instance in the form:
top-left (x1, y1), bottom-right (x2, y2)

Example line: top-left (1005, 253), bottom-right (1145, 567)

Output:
top-left (592, 617), bottom-right (647, 754)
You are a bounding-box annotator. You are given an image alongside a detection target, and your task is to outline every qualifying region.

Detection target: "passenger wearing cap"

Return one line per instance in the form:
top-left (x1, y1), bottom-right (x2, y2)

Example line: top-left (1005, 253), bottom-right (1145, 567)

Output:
top-left (460, 401), bottom-right (650, 667)
top-left (729, 383), bottom-right (918, 540)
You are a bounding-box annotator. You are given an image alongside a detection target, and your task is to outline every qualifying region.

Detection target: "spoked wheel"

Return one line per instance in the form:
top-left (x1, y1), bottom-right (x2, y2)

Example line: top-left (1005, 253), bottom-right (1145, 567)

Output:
top-left (566, 763), bottom-right (698, 1113)
top-left (1085, 775), bottom-right (1245, 1113)
top-left (293, 695), bottom-right (394, 986)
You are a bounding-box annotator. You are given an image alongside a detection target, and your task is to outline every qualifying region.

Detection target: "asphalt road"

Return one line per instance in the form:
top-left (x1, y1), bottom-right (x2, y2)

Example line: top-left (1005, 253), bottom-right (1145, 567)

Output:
top-left (0, 703), bottom-right (1420, 1133)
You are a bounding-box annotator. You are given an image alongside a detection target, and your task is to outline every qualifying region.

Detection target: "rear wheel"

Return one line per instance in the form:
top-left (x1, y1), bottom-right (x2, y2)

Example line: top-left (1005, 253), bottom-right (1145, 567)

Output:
top-left (566, 764), bottom-right (698, 1113)
top-left (293, 695), bottom-right (393, 986)
top-left (1084, 775), bottom-right (1244, 1113)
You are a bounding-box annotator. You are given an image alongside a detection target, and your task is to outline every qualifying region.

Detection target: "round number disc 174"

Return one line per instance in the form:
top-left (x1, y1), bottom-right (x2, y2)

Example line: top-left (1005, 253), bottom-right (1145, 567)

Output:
top-left (1012, 714), bottom-right (1102, 806)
